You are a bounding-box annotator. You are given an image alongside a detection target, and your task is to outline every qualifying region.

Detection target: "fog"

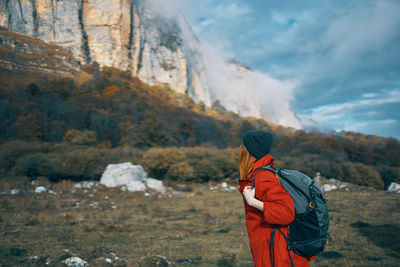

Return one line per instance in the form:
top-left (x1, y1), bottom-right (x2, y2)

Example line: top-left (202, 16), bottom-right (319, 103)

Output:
top-left (145, 0), bottom-right (301, 128)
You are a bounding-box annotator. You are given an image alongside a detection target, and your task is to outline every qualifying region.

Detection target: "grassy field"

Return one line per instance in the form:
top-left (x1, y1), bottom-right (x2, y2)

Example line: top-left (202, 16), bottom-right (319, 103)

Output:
top-left (0, 178), bottom-right (399, 267)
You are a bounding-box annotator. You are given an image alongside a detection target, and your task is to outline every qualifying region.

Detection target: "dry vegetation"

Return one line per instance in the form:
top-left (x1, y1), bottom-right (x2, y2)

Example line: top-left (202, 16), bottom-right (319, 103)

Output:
top-left (1, 177), bottom-right (399, 267)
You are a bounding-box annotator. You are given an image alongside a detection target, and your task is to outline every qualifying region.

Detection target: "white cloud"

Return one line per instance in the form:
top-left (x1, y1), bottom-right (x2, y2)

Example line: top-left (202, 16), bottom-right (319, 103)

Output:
top-left (307, 89), bottom-right (400, 123)
top-left (145, 0), bottom-right (400, 137)
top-left (362, 93), bottom-right (377, 98)
top-left (320, 1), bottom-right (400, 62)
top-left (215, 2), bottom-right (251, 18)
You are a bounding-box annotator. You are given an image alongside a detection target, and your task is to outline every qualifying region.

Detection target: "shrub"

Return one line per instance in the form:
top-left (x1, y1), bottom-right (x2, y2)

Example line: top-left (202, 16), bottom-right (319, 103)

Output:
top-left (166, 162), bottom-right (195, 181)
top-left (193, 158), bottom-right (224, 182)
top-left (63, 129), bottom-right (97, 145)
top-left (142, 147), bottom-right (185, 179)
top-left (343, 162), bottom-right (384, 189)
top-left (50, 147), bottom-right (103, 181)
top-left (0, 141), bottom-right (50, 171)
top-left (12, 153), bottom-right (54, 179)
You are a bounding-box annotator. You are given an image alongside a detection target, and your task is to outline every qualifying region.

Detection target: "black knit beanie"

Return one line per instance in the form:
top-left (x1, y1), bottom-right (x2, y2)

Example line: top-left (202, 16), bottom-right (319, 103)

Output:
top-left (242, 130), bottom-right (273, 160)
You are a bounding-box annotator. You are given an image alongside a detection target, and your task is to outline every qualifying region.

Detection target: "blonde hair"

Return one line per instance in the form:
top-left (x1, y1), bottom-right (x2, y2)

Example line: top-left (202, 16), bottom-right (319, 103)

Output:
top-left (239, 143), bottom-right (257, 179)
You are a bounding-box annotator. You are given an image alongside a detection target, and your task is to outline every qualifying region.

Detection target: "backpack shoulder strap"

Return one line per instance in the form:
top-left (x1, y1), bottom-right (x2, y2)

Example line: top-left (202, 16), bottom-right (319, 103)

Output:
top-left (251, 165), bottom-right (277, 189)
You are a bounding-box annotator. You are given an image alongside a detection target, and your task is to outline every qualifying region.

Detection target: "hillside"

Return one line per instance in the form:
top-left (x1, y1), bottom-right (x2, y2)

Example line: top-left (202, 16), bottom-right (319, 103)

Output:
top-left (0, 1), bottom-right (300, 127)
top-left (0, 27), bottom-right (83, 77)
top-left (0, 58), bottom-right (399, 189)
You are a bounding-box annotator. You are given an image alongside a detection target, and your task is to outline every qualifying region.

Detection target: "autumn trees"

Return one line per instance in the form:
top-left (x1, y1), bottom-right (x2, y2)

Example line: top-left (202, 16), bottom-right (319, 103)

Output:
top-left (0, 67), bottom-right (399, 188)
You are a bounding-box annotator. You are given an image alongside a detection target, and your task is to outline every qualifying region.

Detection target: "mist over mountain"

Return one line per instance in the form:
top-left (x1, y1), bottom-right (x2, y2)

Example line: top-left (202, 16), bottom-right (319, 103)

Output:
top-left (0, 0), bottom-right (300, 128)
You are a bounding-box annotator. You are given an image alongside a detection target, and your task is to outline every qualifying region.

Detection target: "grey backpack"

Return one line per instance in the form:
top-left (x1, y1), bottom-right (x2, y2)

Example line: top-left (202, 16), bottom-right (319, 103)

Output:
top-left (252, 166), bottom-right (330, 266)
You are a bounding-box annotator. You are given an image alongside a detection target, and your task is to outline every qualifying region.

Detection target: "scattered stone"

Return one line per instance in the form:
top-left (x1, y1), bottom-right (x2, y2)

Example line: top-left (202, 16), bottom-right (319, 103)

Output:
top-left (35, 186), bottom-right (57, 194)
top-left (209, 183), bottom-right (236, 192)
top-left (35, 186), bottom-right (47, 193)
top-left (29, 255), bottom-right (39, 261)
top-left (100, 162), bottom-right (166, 193)
top-left (388, 182), bottom-right (400, 194)
top-left (74, 181), bottom-right (95, 189)
top-left (322, 184), bottom-right (337, 192)
top-left (11, 188), bottom-right (21, 195)
top-left (62, 256), bottom-right (87, 267)
top-left (88, 202), bottom-right (98, 208)
top-left (314, 173), bottom-right (350, 192)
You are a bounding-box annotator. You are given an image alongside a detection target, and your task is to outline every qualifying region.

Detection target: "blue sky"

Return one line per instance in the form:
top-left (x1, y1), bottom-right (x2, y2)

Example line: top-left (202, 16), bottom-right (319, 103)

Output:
top-left (173, 0), bottom-right (400, 139)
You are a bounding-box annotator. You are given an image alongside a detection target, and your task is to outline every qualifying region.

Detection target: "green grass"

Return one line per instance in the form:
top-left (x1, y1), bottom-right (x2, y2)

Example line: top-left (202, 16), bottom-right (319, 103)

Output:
top-left (0, 178), bottom-right (399, 266)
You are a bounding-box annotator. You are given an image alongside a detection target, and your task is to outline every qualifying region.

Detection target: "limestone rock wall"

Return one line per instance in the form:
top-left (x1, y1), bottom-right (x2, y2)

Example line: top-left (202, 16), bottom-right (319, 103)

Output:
top-left (0, 28), bottom-right (81, 76)
top-left (0, 0), bottom-right (300, 128)
top-left (0, 0), bottom-right (211, 104)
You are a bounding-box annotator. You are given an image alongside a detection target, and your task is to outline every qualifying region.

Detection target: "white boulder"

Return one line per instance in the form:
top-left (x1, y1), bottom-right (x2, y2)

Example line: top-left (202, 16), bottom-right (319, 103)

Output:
top-left (74, 181), bottom-right (95, 189)
top-left (34, 186), bottom-right (56, 194)
top-left (388, 182), bottom-right (400, 194)
top-left (146, 178), bottom-right (166, 193)
top-left (62, 257), bottom-right (87, 267)
top-left (100, 162), bottom-right (165, 193)
top-left (125, 180), bottom-right (147, 192)
top-left (11, 189), bottom-right (21, 195)
top-left (322, 184), bottom-right (338, 192)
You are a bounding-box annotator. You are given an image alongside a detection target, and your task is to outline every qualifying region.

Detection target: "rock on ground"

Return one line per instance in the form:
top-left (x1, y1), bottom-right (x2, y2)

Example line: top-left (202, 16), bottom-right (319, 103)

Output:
top-left (62, 257), bottom-right (87, 267)
top-left (100, 162), bottom-right (165, 193)
top-left (322, 184), bottom-right (338, 192)
top-left (34, 186), bottom-right (56, 194)
top-left (388, 182), bottom-right (400, 193)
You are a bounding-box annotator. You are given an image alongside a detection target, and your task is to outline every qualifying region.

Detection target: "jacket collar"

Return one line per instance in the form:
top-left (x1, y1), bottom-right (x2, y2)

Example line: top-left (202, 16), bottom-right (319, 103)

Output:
top-left (241, 154), bottom-right (274, 182)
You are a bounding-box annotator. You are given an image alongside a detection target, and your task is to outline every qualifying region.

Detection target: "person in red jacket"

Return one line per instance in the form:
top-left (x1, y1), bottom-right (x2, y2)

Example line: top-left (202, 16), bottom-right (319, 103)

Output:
top-left (239, 130), bottom-right (311, 267)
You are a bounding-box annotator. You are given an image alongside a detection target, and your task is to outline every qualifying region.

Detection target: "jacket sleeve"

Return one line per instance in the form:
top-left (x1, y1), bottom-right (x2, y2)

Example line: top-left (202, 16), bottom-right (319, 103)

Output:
top-left (255, 170), bottom-right (295, 225)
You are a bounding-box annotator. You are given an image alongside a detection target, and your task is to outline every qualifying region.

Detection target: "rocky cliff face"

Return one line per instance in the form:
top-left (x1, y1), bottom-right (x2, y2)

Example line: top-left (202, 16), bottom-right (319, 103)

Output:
top-left (0, 27), bottom-right (81, 76)
top-left (0, 0), bottom-right (210, 103)
top-left (0, 0), bottom-right (300, 128)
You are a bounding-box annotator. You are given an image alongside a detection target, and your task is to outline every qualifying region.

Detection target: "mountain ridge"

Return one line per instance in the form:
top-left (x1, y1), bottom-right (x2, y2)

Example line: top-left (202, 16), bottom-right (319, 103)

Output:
top-left (0, 0), bottom-right (301, 128)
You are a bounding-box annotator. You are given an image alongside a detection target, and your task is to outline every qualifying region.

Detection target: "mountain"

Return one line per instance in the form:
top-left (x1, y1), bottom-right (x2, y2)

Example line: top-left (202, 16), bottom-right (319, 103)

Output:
top-left (0, 27), bottom-right (82, 76)
top-left (0, 0), bottom-right (300, 128)
top-left (0, 0), bottom-right (209, 101)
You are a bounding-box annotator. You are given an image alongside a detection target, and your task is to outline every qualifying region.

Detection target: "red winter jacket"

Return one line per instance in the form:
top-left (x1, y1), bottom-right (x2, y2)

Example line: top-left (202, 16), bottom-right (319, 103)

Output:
top-left (239, 154), bottom-right (310, 267)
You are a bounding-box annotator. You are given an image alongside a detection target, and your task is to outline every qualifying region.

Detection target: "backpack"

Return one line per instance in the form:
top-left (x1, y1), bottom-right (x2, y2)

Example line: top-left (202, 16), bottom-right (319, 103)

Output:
top-left (252, 165), bottom-right (330, 266)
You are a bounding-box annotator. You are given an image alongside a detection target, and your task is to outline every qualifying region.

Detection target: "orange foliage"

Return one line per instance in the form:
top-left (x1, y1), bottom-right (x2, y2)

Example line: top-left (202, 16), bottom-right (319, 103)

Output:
top-left (64, 129), bottom-right (80, 140)
top-left (104, 85), bottom-right (120, 97)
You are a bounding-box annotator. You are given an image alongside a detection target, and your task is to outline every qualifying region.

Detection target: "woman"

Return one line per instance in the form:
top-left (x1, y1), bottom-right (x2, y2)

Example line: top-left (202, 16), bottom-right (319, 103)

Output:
top-left (239, 130), bottom-right (310, 267)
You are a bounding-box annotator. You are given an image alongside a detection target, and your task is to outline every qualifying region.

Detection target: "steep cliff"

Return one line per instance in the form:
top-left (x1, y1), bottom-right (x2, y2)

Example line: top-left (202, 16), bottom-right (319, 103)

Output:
top-left (0, 0), bottom-right (210, 103)
top-left (0, 27), bottom-right (81, 76)
top-left (0, 0), bottom-right (300, 128)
